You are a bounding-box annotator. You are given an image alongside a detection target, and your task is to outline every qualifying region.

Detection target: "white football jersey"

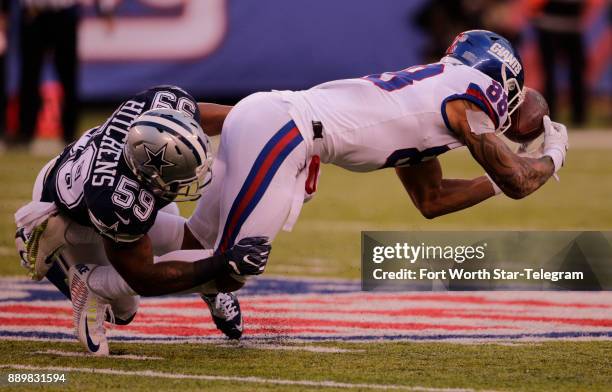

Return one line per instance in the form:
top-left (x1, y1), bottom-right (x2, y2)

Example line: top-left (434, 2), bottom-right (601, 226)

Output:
top-left (278, 58), bottom-right (509, 172)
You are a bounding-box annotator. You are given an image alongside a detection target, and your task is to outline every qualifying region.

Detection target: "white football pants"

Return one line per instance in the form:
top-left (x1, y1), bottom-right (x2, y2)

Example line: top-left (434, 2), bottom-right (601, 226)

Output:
top-left (187, 92), bottom-right (311, 255)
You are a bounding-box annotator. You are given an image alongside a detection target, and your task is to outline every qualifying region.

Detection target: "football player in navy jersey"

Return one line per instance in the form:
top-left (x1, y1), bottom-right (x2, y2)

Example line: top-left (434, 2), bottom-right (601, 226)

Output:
top-left (15, 85), bottom-right (268, 355)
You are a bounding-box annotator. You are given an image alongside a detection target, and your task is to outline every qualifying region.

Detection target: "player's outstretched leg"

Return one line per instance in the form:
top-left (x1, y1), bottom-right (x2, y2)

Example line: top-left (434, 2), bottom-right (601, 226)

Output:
top-left (189, 92), bottom-right (307, 339)
top-left (201, 292), bottom-right (242, 339)
top-left (68, 264), bottom-right (111, 356)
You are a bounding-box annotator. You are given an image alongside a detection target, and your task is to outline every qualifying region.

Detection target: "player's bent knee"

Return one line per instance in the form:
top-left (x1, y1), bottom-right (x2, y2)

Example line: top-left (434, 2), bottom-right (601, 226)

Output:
top-left (149, 211), bottom-right (186, 255)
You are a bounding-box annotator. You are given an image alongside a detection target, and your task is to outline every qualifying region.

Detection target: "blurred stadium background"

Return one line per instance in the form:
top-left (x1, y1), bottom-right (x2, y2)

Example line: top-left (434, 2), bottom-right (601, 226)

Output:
top-left (0, 1), bottom-right (610, 390)
top-left (0, 0), bottom-right (610, 145)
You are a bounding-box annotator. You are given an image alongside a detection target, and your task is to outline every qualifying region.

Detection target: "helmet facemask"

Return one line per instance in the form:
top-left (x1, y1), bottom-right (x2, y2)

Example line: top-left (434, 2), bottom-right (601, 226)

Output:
top-left (499, 63), bottom-right (526, 134)
top-left (124, 108), bottom-right (215, 203)
top-left (129, 155), bottom-right (213, 202)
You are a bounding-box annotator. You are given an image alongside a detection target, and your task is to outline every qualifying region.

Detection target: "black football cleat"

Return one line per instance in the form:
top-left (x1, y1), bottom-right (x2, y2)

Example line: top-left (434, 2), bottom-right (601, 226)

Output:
top-left (201, 292), bottom-right (243, 339)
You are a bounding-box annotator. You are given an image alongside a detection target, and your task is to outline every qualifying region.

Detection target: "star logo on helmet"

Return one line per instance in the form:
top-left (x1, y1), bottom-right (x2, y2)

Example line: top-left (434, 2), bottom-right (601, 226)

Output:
top-left (143, 144), bottom-right (175, 175)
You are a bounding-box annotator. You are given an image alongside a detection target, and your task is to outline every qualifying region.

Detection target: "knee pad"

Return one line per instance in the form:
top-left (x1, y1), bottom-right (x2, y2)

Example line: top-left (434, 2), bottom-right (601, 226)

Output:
top-left (149, 211), bottom-right (186, 255)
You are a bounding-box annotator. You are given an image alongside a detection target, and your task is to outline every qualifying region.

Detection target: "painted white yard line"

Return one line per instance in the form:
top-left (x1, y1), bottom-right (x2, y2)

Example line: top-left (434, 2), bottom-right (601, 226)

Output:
top-left (0, 364), bottom-right (491, 392)
top-left (32, 349), bottom-right (162, 361)
top-left (216, 342), bottom-right (364, 353)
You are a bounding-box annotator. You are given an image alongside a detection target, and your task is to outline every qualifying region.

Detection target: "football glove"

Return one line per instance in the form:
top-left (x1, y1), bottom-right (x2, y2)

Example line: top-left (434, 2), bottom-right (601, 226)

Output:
top-left (224, 236), bottom-right (271, 276)
top-left (15, 227), bottom-right (31, 272)
top-left (542, 115), bottom-right (568, 174)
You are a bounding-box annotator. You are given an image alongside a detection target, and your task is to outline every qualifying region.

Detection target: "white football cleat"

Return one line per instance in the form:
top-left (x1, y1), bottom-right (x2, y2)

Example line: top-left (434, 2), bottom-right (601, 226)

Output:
top-left (69, 264), bottom-right (111, 356)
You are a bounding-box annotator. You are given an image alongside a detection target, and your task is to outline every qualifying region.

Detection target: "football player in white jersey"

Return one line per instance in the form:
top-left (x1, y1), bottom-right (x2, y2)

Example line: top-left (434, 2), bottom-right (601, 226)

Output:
top-left (180, 30), bottom-right (568, 337)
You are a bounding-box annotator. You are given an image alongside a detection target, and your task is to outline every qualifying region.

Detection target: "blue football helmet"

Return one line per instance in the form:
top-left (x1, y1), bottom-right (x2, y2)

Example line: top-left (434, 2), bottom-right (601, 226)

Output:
top-left (445, 29), bottom-right (525, 131)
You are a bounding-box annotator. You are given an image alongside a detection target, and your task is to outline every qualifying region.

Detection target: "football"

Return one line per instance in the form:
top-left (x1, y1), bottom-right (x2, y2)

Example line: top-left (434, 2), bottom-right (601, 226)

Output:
top-left (504, 87), bottom-right (550, 143)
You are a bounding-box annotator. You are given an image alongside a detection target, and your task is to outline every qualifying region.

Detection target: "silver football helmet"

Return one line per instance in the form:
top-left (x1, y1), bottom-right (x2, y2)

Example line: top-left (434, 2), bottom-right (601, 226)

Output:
top-left (124, 108), bottom-right (213, 202)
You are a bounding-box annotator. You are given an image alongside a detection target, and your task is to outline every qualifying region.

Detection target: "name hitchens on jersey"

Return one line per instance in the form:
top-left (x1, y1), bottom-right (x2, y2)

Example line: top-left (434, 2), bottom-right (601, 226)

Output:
top-left (90, 100), bottom-right (146, 188)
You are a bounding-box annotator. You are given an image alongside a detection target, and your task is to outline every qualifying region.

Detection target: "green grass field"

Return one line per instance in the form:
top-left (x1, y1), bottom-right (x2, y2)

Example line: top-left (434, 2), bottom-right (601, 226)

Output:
top-left (2, 143), bottom-right (612, 278)
top-left (1, 124), bottom-right (611, 391)
top-left (1, 340), bottom-right (611, 391)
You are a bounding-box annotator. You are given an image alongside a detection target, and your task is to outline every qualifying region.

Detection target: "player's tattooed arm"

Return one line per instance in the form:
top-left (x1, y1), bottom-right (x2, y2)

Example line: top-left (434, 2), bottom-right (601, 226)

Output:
top-left (396, 158), bottom-right (495, 219)
top-left (446, 100), bottom-right (555, 199)
top-left (197, 102), bottom-right (233, 136)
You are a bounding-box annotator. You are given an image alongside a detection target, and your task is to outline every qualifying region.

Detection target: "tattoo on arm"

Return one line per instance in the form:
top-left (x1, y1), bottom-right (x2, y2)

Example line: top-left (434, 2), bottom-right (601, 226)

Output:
top-left (458, 107), bottom-right (554, 199)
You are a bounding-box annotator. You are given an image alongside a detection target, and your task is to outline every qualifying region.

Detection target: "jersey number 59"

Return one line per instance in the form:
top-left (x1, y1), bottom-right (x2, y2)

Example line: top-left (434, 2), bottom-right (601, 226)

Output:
top-left (112, 176), bottom-right (155, 221)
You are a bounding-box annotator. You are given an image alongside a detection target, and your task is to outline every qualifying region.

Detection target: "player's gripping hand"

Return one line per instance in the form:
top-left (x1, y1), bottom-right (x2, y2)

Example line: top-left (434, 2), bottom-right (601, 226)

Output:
top-left (14, 215), bottom-right (67, 281)
top-left (224, 237), bottom-right (271, 276)
top-left (15, 228), bottom-right (31, 272)
top-left (542, 115), bottom-right (568, 174)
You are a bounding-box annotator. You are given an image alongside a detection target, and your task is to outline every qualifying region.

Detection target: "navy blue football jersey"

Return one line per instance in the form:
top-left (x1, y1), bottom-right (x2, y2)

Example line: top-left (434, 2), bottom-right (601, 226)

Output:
top-left (43, 85), bottom-right (200, 242)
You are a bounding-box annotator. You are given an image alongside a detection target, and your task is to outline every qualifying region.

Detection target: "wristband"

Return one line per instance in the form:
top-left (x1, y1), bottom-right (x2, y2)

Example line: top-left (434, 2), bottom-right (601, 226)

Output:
top-left (543, 148), bottom-right (564, 173)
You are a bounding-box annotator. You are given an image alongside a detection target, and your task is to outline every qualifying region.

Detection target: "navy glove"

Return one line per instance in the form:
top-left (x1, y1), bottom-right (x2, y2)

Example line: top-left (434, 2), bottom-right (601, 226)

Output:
top-left (224, 236), bottom-right (271, 276)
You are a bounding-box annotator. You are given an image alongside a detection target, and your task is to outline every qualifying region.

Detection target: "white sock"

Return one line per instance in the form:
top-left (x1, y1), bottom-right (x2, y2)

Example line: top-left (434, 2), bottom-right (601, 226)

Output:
top-left (88, 266), bottom-right (137, 300)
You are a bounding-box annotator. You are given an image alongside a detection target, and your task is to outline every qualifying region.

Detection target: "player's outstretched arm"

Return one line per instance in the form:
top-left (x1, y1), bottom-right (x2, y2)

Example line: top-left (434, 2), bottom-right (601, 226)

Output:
top-left (446, 100), bottom-right (567, 200)
top-left (197, 102), bottom-right (233, 136)
top-left (103, 235), bottom-right (270, 297)
top-left (396, 158), bottom-right (496, 219)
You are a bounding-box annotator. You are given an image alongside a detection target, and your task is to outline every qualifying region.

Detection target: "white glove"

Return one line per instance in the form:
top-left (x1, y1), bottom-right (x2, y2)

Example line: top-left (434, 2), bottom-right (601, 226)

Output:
top-left (542, 115), bottom-right (568, 173)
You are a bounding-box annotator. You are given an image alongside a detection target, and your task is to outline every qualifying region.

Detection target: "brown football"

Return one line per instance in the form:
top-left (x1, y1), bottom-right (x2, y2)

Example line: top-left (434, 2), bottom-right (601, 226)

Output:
top-left (504, 87), bottom-right (549, 143)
